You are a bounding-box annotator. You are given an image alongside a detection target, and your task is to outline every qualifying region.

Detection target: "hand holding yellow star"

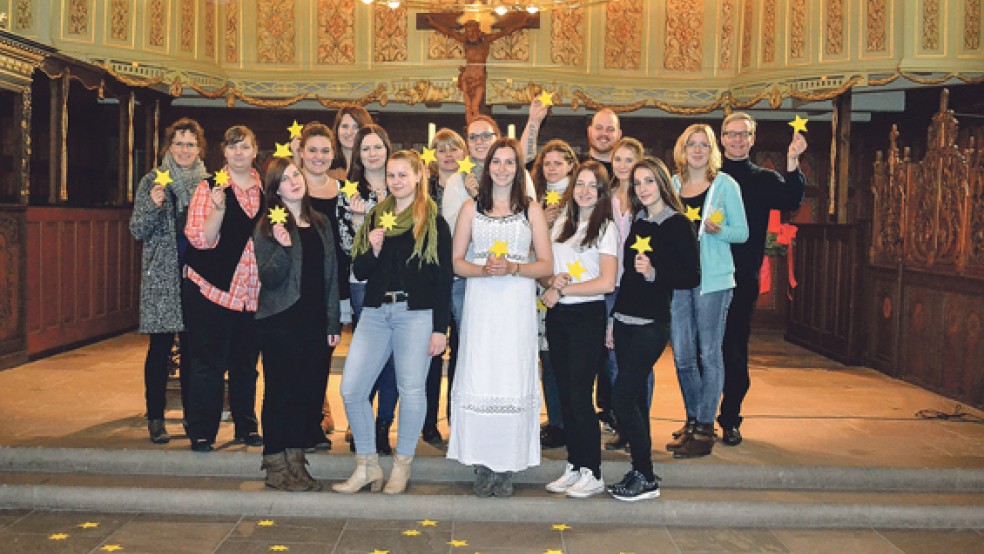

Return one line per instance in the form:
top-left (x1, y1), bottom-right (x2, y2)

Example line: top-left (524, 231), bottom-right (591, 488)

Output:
top-left (273, 142), bottom-right (292, 159)
top-left (708, 209), bottom-right (724, 225)
top-left (544, 190), bottom-right (562, 206)
top-left (100, 545), bottom-right (123, 552)
top-left (268, 205), bottom-right (289, 225)
top-left (630, 234), bottom-right (652, 255)
top-left (257, 519), bottom-right (275, 527)
top-left (537, 298), bottom-right (548, 311)
top-left (340, 179), bottom-right (360, 200)
top-left (685, 205), bottom-right (701, 222)
top-left (788, 114), bottom-right (808, 133)
top-left (419, 519), bottom-right (438, 527)
top-left (566, 260), bottom-right (587, 281)
top-left (457, 157), bottom-right (476, 174)
top-left (213, 169), bottom-right (231, 186)
top-left (402, 529), bottom-right (421, 536)
top-left (288, 120), bottom-right (304, 139)
top-left (79, 522), bottom-right (100, 529)
top-left (536, 90), bottom-right (555, 107)
top-left (489, 240), bottom-right (509, 258)
top-left (153, 169), bottom-right (173, 187)
top-left (420, 147), bottom-right (437, 165)
top-left (378, 210), bottom-right (397, 231)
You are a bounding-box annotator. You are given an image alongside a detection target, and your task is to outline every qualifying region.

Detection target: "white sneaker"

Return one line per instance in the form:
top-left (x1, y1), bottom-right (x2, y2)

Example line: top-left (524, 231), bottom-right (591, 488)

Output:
top-left (566, 468), bottom-right (605, 498)
top-left (545, 463), bottom-right (580, 493)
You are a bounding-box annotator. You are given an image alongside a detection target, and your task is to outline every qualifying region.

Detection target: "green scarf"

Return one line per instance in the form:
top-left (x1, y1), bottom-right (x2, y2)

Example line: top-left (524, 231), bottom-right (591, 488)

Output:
top-left (351, 195), bottom-right (441, 268)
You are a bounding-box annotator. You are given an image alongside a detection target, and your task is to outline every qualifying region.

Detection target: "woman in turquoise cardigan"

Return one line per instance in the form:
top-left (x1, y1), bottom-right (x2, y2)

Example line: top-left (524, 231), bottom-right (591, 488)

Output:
top-left (668, 123), bottom-right (748, 458)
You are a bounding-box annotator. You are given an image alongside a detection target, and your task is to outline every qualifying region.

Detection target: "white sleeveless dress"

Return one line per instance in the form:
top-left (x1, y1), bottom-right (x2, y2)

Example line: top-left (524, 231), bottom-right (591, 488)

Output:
top-left (447, 211), bottom-right (541, 472)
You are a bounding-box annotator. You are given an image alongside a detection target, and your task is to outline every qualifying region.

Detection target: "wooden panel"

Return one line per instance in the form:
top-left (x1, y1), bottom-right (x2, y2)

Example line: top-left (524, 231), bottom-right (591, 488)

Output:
top-left (0, 206), bottom-right (27, 368)
top-left (900, 283), bottom-right (942, 391)
top-left (25, 207), bottom-right (139, 356)
top-left (864, 268), bottom-right (900, 375)
top-left (940, 293), bottom-right (984, 404)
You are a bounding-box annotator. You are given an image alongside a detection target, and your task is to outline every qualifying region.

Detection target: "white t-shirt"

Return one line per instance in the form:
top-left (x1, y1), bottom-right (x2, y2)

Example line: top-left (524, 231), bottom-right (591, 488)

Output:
top-left (550, 216), bottom-right (619, 305)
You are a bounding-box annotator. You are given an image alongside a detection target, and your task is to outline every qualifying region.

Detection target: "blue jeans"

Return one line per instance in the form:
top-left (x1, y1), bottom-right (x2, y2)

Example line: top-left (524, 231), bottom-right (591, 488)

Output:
top-left (351, 281), bottom-right (398, 423)
top-left (670, 287), bottom-right (734, 424)
top-left (340, 302), bottom-right (433, 456)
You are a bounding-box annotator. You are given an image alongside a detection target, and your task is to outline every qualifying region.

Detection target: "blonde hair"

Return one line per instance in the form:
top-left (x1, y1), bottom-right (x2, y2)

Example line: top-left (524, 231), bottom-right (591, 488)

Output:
top-left (388, 150), bottom-right (432, 240)
top-left (673, 124), bottom-right (722, 184)
top-left (721, 112), bottom-right (757, 136)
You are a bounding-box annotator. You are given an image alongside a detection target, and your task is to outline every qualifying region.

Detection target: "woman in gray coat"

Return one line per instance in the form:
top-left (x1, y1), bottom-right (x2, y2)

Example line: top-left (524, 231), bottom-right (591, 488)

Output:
top-left (129, 118), bottom-right (208, 444)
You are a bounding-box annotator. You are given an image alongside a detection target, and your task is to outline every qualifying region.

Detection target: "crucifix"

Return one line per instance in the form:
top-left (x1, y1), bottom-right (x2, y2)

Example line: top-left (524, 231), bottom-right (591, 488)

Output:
top-left (417, 11), bottom-right (539, 123)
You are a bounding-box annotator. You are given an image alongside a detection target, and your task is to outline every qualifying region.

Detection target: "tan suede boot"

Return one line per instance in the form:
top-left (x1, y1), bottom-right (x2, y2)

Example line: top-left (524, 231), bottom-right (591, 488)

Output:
top-left (383, 454), bottom-right (413, 495)
top-left (261, 452), bottom-right (307, 492)
top-left (284, 448), bottom-right (322, 491)
top-left (332, 454), bottom-right (384, 493)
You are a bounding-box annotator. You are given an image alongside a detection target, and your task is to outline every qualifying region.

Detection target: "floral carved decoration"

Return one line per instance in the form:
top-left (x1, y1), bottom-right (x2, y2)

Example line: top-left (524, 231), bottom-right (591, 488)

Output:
top-left (225, 0), bottom-right (239, 64)
top-left (551, 7), bottom-right (584, 66)
top-left (257, 0), bottom-right (296, 64)
top-left (826, 0), bottom-right (844, 55)
top-left (605, 0), bottom-right (642, 70)
top-left (14, 0), bottom-right (33, 32)
top-left (148, 0), bottom-right (166, 47)
top-left (741, 0), bottom-right (753, 67)
top-left (762, 0), bottom-right (776, 63)
top-left (205, 1), bottom-right (215, 57)
top-left (790, 0), bottom-right (806, 59)
top-left (966, 0), bottom-right (981, 50)
top-left (923, 0), bottom-right (941, 50)
top-left (719, 0), bottom-right (735, 70)
top-left (866, 0), bottom-right (888, 52)
top-left (665, 0), bottom-right (703, 71)
top-left (374, 4), bottom-right (407, 62)
top-left (68, 0), bottom-right (89, 36)
top-left (318, 0), bottom-right (355, 64)
top-left (110, 0), bottom-right (129, 42)
top-left (180, 0), bottom-right (195, 53)
top-left (492, 30), bottom-right (530, 61)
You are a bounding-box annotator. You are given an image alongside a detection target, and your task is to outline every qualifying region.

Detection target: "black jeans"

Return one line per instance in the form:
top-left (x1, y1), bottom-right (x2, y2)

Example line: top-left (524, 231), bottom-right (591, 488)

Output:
top-left (546, 301), bottom-right (607, 476)
top-left (182, 279), bottom-right (260, 444)
top-left (719, 275), bottom-right (758, 429)
top-left (258, 323), bottom-right (332, 455)
top-left (612, 319), bottom-right (669, 480)
top-left (144, 332), bottom-right (189, 420)
top-left (425, 311), bottom-right (458, 428)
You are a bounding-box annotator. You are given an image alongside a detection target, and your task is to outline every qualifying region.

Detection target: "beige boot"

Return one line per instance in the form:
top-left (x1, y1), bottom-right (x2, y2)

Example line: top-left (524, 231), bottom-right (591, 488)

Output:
top-left (261, 452), bottom-right (306, 492)
top-left (284, 448), bottom-right (322, 491)
top-left (383, 454), bottom-right (413, 495)
top-left (332, 454), bottom-right (384, 493)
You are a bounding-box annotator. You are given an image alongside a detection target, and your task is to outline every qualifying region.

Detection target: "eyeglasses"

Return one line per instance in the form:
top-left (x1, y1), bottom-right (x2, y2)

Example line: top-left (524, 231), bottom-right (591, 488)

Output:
top-left (467, 131), bottom-right (497, 143)
top-left (722, 131), bottom-right (753, 139)
top-left (172, 142), bottom-right (199, 150)
top-left (685, 141), bottom-right (711, 150)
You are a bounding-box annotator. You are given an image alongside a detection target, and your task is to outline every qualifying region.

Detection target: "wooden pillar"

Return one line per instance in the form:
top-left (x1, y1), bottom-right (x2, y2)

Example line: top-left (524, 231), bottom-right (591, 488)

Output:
top-left (144, 98), bottom-right (160, 174)
top-left (831, 89), bottom-right (852, 224)
top-left (118, 90), bottom-right (134, 205)
top-left (48, 72), bottom-right (68, 204)
top-left (14, 87), bottom-right (31, 204)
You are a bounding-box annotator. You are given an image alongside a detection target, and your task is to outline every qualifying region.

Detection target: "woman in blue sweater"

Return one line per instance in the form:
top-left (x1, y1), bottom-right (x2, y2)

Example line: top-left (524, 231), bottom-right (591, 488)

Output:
top-left (668, 124), bottom-right (749, 458)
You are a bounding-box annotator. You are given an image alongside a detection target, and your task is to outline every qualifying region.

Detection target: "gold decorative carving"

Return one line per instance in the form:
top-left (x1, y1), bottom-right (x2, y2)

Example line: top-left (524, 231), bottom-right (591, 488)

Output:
top-left (257, 0), bottom-right (296, 64)
top-left (428, 32), bottom-right (463, 60)
top-left (923, 0), bottom-right (941, 50)
top-left (68, 0), bottom-right (89, 36)
top-left (605, 0), bottom-right (642, 70)
top-left (180, 0), bottom-right (194, 53)
top-left (205, 1), bottom-right (215, 57)
top-left (225, 0), bottom-right (239, 64)
top-left (790, 0), bottom-right (806, 59)
top-left (148, 0), bottom-right (166, 47)
top-left (762, 0), bottom-right (776, 63)
top-left (15, 0), bottom-right (34, 31)
top-left (870, 126), bottom-right (907, 266)
top-left (866, 0), bottom-right (888, 52)
top-left (373, 4), bottom-right (407, 62)
top-left (967, 138), bottom-right (984, 274)
top-left (392, 79), bottom-right (457, 105)
top-left (826, 0), bottom-right (844, 55)
top-left (490, 82), bottom-right (565, 105)
top-left (741, 0), bottom-right (753, 68)
top-left (966, 0), bottom-right (981, 50)
top-left (665, 0), bottom-right (703, 71)
top-left (551, 7), bottom-right (584, 66)
top-left (317, 0), bottom-right (355, 65)
top-left (491, 29), bottom-right (529, 61)
top-left (110, 0), bottom-right (129, 42)
top-left (719, 0), bottom-right (735, 70)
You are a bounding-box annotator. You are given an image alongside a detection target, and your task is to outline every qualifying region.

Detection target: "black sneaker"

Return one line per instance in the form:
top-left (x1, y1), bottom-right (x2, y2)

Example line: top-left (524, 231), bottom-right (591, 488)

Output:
top-left (609, 470), bottom-right (661, 502)
top-left (234, 432), bottom-right (263, 447)
top-left (148, 419), bottom-right (170, 444)
top-left (721, 426), bottom-right (743, 446)
top-left (597, 410), bottom-right (617, 434)
top-left (421, 425), bottom-right (443, 446)
top-left (540, 425), bottom-right (566, 449)
top-left (190, 438), bottom-right (213, 453)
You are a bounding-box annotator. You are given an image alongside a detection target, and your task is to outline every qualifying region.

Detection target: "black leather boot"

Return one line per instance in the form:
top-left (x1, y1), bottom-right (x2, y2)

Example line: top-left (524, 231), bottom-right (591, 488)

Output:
top-left (375, 419), bottom-right (393, 455)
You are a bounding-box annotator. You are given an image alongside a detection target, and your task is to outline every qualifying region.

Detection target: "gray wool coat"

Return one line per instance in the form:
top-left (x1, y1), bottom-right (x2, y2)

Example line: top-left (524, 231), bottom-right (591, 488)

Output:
top-left (129, 169), bottom-right (198, 334)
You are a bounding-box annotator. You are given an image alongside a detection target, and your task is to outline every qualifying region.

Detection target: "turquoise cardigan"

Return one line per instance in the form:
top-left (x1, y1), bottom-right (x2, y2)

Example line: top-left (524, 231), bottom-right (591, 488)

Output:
top-left (672, 171), bottom-right (749, 294)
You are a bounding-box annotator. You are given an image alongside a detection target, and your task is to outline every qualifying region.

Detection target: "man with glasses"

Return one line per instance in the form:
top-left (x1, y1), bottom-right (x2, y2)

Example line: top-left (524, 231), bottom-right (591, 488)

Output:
top-left (717, 112), bottom-right (807, 446)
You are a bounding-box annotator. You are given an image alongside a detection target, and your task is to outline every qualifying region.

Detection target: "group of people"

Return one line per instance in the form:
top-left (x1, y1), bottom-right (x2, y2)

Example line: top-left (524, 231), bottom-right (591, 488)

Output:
top-left (129, 100), bottom-right (806, 502)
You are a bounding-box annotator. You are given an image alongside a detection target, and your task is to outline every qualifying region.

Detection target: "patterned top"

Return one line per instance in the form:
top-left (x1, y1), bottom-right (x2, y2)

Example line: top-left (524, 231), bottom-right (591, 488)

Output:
top-left (336, 185), bottom-right (380, 258)
top-left (471, 211), bottom-right (532, 264)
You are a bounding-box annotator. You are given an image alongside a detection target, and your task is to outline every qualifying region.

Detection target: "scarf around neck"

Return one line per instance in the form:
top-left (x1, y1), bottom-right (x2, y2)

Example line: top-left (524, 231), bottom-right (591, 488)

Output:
top-left (351, 194), bottom-right (441, 268)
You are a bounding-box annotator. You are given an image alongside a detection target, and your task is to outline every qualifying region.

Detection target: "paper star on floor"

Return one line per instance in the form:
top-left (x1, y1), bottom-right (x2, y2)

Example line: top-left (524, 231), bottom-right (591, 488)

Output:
top-left (788, 114), bottom-right (809, 133)
top-left (79, 522), bottom-right (100, 529)
top-left (49, 533), bottom-right (69, 540)
top-left (630, 234), bottom-right (652, 255)
top-left (378, 210), bottom-right (397, 231)
top-left (269, 546), bottom-right (289, 552)
top-left (488, 240), bottom-right (509, 258)
top-left (273, 142), bottom-right (292, 159)
top-left (537, 90), bottom-right (555, 107)
top-left (100, 545), bottom-right (123, 552)
top-left (685, 205), bottom-right (702, 222)
top-left (288, 120), bottom-right (304, 139)
top-left (257, 519), bottom-right (276, 527)
top-left (448, 539), bottom-right (469, 547)
top-left (551, 523), bottom-right (571, 531)
top-left (457, 157), bottom-right (476, 174)
top-left (402, 529), bottom-right (421, 536)
top-left (213, 169), bottom-right (231, 186)
top-left (566, 260), bottom-right (586, 281)
top-left (420, 147), bottom-right (437, 165)
top-left (340, 179), bottom-right (360, 200)
top-left (544, 550), bottom-right (564, 554)
top-left (153, 169), bottom-right (173, 187)
top-left (268, 205), bottom-right (289, 225)
top-left (419, 519), bottom-right (438, 527)
top-left (708, 209), bottom-right (724, 225)
top-left (369, 550), bottom-right (389, 554)
top-left (544, 190), bottom-right (562, 206)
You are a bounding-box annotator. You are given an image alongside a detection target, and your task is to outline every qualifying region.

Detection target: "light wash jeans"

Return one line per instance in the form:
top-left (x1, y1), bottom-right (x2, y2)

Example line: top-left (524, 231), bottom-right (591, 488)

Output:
top-left (670, 287), bottom-right (734, 424)
top-left (340, 302), bottom-right (433, 456)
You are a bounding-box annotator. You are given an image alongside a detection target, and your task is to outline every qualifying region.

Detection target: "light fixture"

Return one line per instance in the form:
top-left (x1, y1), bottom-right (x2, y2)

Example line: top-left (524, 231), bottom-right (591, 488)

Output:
top-left (387, 0), bottom-right (401, 8)
top-left (495, 6), bottom-right (508, 15)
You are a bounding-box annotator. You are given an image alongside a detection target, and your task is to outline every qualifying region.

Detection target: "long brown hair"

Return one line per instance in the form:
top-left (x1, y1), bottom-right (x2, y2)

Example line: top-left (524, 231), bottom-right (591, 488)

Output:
top-left (628, 157), bottom-right (684, 217)
top-left (257, 158), bottom-right (326, 239)
top-left (531, 139), bottom-right (577, 200)
top-left (555, 160), bottom-right (614, 248)
top-left (347, 124), bottom-right (392, 198)
top-left (476, 138), bottom-right (529, 216)
top-left (331, 104), bottom-right (373, 169)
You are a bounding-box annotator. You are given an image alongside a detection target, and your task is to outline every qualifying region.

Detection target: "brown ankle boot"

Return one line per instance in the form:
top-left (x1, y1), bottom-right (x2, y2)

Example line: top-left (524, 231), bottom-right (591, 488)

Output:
top-left (672, 423), bottom-right (714, 459)
top-left (666, 419), bottom-right (696, 452)
top-left (261, 452), bottom-right (307, 492)
top-left (284, 448), bottom-right (322, 491)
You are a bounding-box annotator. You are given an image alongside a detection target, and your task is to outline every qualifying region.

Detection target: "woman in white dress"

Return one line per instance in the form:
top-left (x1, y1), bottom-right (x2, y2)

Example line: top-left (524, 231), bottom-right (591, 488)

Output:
top-left (447, 138), bottom-right (553, 497)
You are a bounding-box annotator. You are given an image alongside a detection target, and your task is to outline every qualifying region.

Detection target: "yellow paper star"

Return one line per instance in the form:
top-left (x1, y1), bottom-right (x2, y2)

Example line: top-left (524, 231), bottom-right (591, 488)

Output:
top-left (100, 546), bottom-right (123, 552)
top-left (288, 120), bottom-right (304, 139)
top-left (268, 205), bottom-right (289, 225)
top-left (79, 522), bottom-right (100, 529)
top-left (448, 539), bottom-right (469, 547)
top-left (402, 529), bottom-right (421, 536)
top-left (708, 209), bottom-right (724, 225)
top-left (420, 147), bottom-right (437, 165)
top-left (537, 90), bottom-right (555, 107)
top-left (273, 142), bottom-right (292, 159)
top-left (537, 298), bottom-right (547, 311)
top-left (153, 169), bottom-right (173, 187)
top-left (457, 157), bottom-right (476, 174)
top-left (551, 523), bottom-right (571, 531)
top-left (257, 519), bottom-right (275, 527)
top-left (340, 179), bottom-right (360, 200)
top-left (566, 260), bottom-right (587, 281)
top-left (269, 546), bottom-right (289, 552)
top-left (788, 114), bottom-right (808, 133)
top-left (378, 210), bottom-right (397, 231)
top-left (214, 169), bottom-right (231, 186)
top-left (370, 550), bottom-right (389, 554)
top-left (49, 533), bottom-right (69, 540)
top-left (544, 190), bottom-right (562, 206)
top-left (685, 205), bottom-right (701, 222)
top-left (419, 519), bottom-right (438, 527)
top-left (630, 234), bottom-right (652, 255)
top-left (545, 550), bottom-right (564, 554)
top-left (488, 240), bottom-right (509, 258)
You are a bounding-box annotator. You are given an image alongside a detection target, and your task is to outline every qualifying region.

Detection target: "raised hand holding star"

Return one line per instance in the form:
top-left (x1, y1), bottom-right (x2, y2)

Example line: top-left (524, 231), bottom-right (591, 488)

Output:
top-left (273, 142), bottom-right (292, 159)
top-left (457, 157), bottom-right (476, 174)
top-left (544, 190), bottom-right (562, 206)
top-left (153, 169), bottom-right (173, 187)
top-left (788, 114), bottom-right (808, 133)
top-left (340, 179), bottom-right (360, 200)
top-left (630, 234), bottom-right (652, 255)
top-left (213, 168), bottom-right (231, 186)
top-left (536, 90), bottom-right (555, 107)
top-left (268, 205), bottom-right (289, 225)
top-left (288, 120), bottom-right (304, 139)
top-left (378, 210), bottom-right (397, 231)
top-left (420, 147), bottom-right (437, 165)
